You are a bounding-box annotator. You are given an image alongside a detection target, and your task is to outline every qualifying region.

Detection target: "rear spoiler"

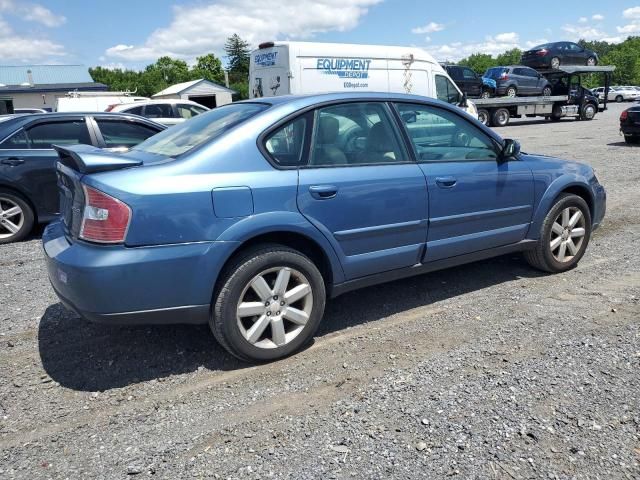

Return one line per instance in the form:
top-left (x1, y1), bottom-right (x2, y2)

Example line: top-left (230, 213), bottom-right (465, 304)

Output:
top-left (54, 144), bottom-right (142, 174)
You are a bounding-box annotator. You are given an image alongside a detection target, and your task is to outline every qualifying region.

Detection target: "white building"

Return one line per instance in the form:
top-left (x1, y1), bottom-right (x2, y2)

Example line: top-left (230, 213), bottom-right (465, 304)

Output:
top-left (152, 79), bottom-right (235, 108)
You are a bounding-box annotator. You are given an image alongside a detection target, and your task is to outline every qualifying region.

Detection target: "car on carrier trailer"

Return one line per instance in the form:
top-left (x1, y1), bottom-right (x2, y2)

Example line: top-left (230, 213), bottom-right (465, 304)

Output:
top-left (474, 66), bottom-right (615, 127)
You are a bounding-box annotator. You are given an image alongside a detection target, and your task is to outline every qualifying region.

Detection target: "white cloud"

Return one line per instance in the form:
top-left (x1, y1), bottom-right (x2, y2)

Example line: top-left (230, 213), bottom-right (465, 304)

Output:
top-left (623, 6), bottom-right (640, 19)
top-left (411, 21), bottom-right (445, 34)
top-left (617, 6), bottom-right (640, 35)
top-left (494, 32), bottom-right (519, 43)
top-left (592, 14), bottom-right (604, 21)
top-left (562, 22), bottom-right (612, 41)
top-left (578, 17), bottom-right (588, 23)
top-left (617, 23), bottom-right (640, 34)
top-left (106, 0), bottom-right (381, 62)
top-left (0, 0), bottom-right (66, 27)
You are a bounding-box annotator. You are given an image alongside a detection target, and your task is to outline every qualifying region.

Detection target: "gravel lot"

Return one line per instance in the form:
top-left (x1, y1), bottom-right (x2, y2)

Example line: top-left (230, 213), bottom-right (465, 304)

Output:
top-left (1, 103), bottom-right (639, 479)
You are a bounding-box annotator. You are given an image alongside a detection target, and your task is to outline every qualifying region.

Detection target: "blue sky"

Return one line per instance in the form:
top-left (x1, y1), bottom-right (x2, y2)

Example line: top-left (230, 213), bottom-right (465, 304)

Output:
top-left (1, 1), bottom-right (638, 68)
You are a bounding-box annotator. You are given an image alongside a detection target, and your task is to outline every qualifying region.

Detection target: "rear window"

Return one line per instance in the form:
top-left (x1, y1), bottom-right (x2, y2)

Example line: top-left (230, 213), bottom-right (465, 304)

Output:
top-left (485, 68), bottom-right (507, 79)
top-left (133, 103), bottom-right (268, 158)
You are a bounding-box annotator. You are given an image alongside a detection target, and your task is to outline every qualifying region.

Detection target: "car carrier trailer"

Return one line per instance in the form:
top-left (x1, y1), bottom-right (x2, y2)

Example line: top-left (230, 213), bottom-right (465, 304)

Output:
top-left (474, 65), bottom-right (616, 127)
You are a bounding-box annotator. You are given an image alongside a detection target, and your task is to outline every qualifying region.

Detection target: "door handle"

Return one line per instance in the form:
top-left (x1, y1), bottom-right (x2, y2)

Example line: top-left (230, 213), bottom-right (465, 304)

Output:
top-left (435, 177), bottom-right (457, 188)
top-left (0, 157), bottom-right (25, 166)
top-left (309, 185), bottom-right (338, 200)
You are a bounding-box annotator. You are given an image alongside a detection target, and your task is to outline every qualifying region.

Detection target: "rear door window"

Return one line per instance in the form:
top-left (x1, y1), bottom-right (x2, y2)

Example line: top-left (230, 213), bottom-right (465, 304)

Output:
top-left (144, 104), bottom-right (174, 119)
top-left (27, 120), bottom-right (91, 148)
top-left (176, 104), bottom-right (207, 119)
top-left (264, 116), bottom-right (307, 167)
top-left (123, 105), bottom-right (144, 115)
top-left (462, 68), bottom-right (477, 79)
top-left (95, 119), bottom-right (161, 149)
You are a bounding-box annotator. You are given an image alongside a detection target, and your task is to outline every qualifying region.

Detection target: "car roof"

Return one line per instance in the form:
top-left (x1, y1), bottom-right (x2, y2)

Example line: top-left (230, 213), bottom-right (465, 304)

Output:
top-left (0, 111), bottom-right (166, 134)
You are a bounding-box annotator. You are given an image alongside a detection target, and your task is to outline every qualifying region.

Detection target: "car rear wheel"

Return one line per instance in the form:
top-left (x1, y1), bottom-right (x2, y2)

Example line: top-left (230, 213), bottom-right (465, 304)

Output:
top-left (586, 57), bottom-right (597, 66)
top-left (211, 244), bottom-right (326, 362)
top-left (491, 108), bottom-right (510, 127)
top-left (506, 86), bottom-right (517, 98)
top-left (625, 135), bottom-right (640, 145)
top-left (524, 194), bottom-right (591, 273)
top-left (551, 57), bottom-right (561, 69)
top-left (480, 89), bottom-right (492, 99)
top-left (542, 86), bottom-right (552, 97)
top-left (0, 190), bottom-right (34, 244)
top-left (615, 95), bottom-right (624, 103)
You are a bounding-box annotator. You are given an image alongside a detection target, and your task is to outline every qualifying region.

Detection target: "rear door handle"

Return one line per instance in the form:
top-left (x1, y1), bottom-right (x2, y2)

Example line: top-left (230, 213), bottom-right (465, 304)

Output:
top-left (435, 176), bottom-right (457, 188)
top-left (0, 157), bottom-right (25, 166)
top-left (309, 185), bottom-right (338, 200)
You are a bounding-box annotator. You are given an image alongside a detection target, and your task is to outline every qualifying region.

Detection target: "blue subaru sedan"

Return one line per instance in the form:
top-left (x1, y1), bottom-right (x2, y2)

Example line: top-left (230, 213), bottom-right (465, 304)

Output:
top-left (43, 93), bottom-right (606, 362)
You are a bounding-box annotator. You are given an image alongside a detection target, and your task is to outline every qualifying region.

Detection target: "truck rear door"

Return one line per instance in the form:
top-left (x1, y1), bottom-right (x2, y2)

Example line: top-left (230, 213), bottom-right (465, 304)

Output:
top-left (249, 45), bottom-right (289, 98)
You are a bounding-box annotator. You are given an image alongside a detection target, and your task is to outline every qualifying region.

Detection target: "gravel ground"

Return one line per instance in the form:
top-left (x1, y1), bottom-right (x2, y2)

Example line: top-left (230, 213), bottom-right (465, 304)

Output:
top-left (1, 103), bottom-right (639, 479)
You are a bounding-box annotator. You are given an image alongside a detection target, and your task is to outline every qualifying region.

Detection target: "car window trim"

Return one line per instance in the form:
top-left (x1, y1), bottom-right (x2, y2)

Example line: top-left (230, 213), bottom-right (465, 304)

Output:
top-left (390, 101), bottom-right (503, 163)
top-left (0, 127), bottom-right (31, 149)
top-left (301, 101), bottom-right (413, 170)
top-left (92, 117), bottom-right (164, 149)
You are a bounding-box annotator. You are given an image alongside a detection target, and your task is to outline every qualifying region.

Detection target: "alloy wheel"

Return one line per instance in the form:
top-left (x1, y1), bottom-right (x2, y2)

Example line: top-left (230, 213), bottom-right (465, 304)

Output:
top-left (0, 197), bottom-right (24, 240)
top-left (587, 57), bottom-right (596, 66)
top-left (236, 266), bottom-right (313, 349)
top-left (549, 206), bottom-right (586, 263)
top-left (551, 57), bottom-right (560, 69)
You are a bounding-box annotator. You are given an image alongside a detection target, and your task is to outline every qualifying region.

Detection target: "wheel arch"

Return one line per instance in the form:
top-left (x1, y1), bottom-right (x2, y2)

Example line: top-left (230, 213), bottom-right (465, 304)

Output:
top-left (528, 178), bottom-right (595, 240)
top-left (0, 181), bottom-right (39, 223)
top-left (213, 212), bottom-right (345, 298)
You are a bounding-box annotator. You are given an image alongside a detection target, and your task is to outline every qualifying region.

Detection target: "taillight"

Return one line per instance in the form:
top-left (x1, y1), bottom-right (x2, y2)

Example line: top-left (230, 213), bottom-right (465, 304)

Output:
top-left (620, 110), bottom-right (628, 122)
top-left (80, 185), bottom-right (131, 244)
top-left (500, 73), bottom-right (509, 80)
top-left (105, 104), bottom-right (118, 112)
top-left (536, 49), bottom-right (549, 56)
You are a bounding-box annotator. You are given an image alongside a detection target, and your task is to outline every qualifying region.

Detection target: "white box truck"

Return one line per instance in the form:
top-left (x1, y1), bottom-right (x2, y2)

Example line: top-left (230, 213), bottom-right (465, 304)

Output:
top-left (249, 41), bottom-right (477, 118)
top-left (55, 91), bottom-right (148, 112)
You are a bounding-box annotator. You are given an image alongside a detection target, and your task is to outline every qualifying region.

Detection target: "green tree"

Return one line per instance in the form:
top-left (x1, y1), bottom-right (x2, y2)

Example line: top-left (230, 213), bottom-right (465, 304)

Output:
top-left (459, 53), bottom-right (497, 75)
top-left (496, 48), bottom-right (522, 66)
top-left (225, 33), bottom-right (251, 81)
top-left (192, 53), bottom-right (225, 84)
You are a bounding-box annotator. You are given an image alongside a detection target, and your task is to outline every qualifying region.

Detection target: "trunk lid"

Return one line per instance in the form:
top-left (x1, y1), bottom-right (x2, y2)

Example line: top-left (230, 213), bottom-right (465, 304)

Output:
top-left (54, 144), bottom-right (143, 239)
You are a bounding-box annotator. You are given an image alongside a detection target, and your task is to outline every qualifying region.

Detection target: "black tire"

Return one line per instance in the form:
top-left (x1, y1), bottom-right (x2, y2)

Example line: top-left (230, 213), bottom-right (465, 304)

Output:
top-left (506, 86), bottom-right (517, 98)
top-left (492, 108), bottom-right (510, 127)
top-left (581, 103), bottom-right (597, 121)
top-left (477, 109), bottom-right (490, 126)
top-left (551, 57), bottom-right (561, 69)
top-left (625, 135), bottom-right (640, 145)
top-left (586, 56), bottom-right (597, 66)
top-left (615, 95), bottom-right (623, 103)
top-left (0, 189), bottom-right (35, 244)
top-left (550, 104), bottom-right (563, 122)
top-left (480, 89), bottom-right (492, 99)
top-left (524, 194), bottom-right (592, 273)
top-left (542, 86), bottom-right (552, 97)
top-left (211, 244), bottom-right (326, 362)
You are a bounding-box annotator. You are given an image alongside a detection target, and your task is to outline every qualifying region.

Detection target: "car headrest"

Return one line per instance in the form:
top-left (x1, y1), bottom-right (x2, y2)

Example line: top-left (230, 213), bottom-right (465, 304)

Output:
top-left (317, 116), bottom-right (339, 144)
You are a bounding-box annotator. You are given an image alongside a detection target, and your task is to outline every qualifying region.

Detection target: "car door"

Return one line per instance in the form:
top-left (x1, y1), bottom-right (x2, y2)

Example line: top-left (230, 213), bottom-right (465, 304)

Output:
top-left (0, 117), bottom-right (93, 217)
top-left (394, 102), bottom-right (534, 262)
top-left (523, 68), bottom-right (545, 94)
top-left (91, 117), bottom-right (164, 151)
top-left (462, 68), bottom-right (482, 97)
top-left (295, 101), bottom-right (428, 279)
top-left (512, 68), bottom-right (533, 94)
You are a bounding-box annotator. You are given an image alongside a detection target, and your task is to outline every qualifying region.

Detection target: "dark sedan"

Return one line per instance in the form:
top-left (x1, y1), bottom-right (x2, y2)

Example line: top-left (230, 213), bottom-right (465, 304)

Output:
top-left (522, 42), bottom-right (598, 70)
top-left (620, 105), bottom-right (640, 145)
top-left (0, 112), bottom-right (165, 243)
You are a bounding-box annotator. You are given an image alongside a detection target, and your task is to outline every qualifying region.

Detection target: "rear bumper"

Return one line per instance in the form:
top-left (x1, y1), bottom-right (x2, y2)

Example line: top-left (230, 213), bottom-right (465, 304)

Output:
top-left (43, 221), bottom-right (239, 325)
top-left (621, 124), bottom-right (640, 136)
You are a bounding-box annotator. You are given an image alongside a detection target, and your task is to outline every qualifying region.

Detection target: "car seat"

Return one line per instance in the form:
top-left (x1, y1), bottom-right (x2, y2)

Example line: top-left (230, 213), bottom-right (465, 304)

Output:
top-left (312, 116), bottom-right (347, 166)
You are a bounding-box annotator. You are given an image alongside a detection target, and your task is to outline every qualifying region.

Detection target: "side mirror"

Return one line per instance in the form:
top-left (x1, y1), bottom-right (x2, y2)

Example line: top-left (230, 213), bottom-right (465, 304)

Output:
top-left (501, 139), bottom-right (520, 159)
top-left (458, 92), bottom-right (468, 108)
top-left (401, 111), bottom-right (417, 124)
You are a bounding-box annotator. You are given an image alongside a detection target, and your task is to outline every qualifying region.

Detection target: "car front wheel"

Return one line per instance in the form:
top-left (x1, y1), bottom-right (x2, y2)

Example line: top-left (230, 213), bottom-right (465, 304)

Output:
top-left (524, 194), bottom-right (591, 273)
top-left (211, 244), bottom-right (326, 362)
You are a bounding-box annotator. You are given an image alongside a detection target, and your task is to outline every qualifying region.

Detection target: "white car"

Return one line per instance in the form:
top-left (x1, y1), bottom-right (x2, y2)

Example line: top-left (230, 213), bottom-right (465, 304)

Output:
top-left (108, 99), bottom-right (209, 126)
top-left (592, 87), bottom-right (638, 103)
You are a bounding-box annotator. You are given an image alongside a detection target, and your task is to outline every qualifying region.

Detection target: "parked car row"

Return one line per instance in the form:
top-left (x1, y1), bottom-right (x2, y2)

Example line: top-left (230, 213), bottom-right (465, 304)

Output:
top-left (0, 112), bottom-right (165, 243)
top-left (592, 86), bottom-right (640, 102)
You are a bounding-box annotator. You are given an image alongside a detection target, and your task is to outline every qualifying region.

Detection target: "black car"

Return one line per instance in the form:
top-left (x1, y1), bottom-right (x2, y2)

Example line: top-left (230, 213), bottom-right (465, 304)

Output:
top-left (521, 42), bottom-right (598, 70)
top-left (484, 66), bottom-right (553, 97)
top-left (0, 112), bottom-right (165, 243)
top-left (620, 105), bottom-right (640, 144)
top-left (441, 64), bottom-right (493, 98)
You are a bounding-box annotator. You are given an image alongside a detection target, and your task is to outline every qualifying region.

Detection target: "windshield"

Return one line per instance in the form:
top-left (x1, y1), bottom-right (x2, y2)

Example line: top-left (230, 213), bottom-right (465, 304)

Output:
top-left (485, 68), bottom-right (507, 79)
top-left (133, 102), bottom-right (268, 157)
